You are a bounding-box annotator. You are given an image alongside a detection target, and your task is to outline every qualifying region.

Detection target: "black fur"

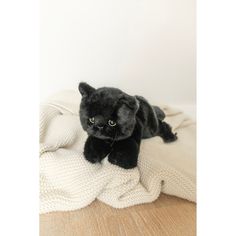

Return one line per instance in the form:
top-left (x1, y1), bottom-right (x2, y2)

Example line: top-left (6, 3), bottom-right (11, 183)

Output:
top-left (78, 82), bottom-right (177, 169)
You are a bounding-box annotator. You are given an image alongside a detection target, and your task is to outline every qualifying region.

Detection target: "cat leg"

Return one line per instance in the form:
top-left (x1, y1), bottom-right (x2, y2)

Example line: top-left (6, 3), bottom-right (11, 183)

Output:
top-left (84, 136), bottom-right (112, 163)
top-left (153, 105), bottom-right (165, 120)
top-left (108, 122), bottom-right (143, 169)
top-left (158, 120), bottom-right (178, 143)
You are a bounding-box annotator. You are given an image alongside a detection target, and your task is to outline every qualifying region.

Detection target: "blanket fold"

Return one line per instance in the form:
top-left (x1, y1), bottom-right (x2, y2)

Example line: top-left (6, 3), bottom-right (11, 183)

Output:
top-left (40, 90), bottom-right (196, 214)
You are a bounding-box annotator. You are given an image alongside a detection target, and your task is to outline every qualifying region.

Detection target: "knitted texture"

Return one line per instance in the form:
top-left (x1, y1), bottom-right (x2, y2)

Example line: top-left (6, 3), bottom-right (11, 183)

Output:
top-left (40, 90), bottom-right (196, 214)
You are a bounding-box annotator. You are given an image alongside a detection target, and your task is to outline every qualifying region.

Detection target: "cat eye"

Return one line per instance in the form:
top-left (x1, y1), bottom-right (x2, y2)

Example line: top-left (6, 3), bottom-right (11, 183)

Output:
top-left (89, 117), bottom-right (95, 124)
top-left (108, 120), bottom-right (116, 127)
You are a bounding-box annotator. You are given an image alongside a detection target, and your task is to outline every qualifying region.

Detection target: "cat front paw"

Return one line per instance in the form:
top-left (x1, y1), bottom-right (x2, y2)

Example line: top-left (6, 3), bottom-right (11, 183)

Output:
top-left (108, 150), bottom-right (138, 169)
top-left (83, 136), bottom-right (111, 164)
top-left (84, 152), bottom-right (101, 163)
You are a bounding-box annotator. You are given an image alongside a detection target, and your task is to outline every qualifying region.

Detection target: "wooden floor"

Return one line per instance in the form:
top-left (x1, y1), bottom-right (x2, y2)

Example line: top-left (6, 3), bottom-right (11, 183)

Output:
top-left (40, 194), bottom-right (196, 236)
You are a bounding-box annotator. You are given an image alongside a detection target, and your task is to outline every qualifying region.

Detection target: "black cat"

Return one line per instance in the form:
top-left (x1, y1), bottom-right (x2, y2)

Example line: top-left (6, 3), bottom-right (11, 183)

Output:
top-left (78, 82), bottom-right (177, 169)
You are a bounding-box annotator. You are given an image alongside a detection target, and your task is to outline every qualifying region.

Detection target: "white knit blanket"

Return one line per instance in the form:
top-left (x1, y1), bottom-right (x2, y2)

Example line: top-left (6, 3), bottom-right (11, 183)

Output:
top-left (40, 90), bottom-right (196, 214)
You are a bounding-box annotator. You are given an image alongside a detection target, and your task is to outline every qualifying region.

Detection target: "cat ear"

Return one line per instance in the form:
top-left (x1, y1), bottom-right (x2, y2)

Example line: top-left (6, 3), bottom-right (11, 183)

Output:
top-left (78, 82), bottom-right (95, 97)
top-left (119, 95), bottom-right (139, 113)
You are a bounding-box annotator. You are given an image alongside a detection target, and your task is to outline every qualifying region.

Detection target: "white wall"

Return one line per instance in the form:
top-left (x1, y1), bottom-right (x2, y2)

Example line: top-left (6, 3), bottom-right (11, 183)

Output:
top-left (40, 0), bottom-right (195, 105)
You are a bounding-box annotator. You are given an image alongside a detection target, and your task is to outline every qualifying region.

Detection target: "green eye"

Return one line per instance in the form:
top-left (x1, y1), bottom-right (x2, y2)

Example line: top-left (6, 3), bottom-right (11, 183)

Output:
top-left (89, 117), bottom-right (95, 123)
top-left (108, 120), bottom-right (116, 127)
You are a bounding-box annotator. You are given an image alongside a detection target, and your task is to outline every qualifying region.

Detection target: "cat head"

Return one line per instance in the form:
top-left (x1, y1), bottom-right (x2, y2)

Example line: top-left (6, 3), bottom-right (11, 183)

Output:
top-left (78, 82), bottom-right (139, 141)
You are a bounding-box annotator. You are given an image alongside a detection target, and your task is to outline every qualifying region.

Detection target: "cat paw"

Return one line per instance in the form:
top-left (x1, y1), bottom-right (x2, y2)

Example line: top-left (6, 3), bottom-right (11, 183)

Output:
top-left (84, 152), bottom-right (101, 163)
top-left (108, 151), bottom-right (137, 169)
top-left (83, 136), bottom-right (111, 164)
top-left (159, 121), bottom-right (178, 143)
top-left (163, 132), bottom-right (178, 143)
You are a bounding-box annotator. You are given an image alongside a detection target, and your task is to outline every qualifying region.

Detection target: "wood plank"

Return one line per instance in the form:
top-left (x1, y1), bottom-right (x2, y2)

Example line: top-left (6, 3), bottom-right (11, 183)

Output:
top-left (40, 194), bottom-right (196, 236)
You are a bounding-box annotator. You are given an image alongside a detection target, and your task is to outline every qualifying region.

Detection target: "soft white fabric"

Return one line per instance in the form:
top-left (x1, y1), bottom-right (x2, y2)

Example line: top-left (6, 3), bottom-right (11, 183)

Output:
top-left (40, 90), bottom-right (196, 214)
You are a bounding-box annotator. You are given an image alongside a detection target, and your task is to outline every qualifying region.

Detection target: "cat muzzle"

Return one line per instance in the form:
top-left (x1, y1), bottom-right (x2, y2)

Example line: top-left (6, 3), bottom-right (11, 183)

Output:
top-left (96, 125), bottom-right (104, 130)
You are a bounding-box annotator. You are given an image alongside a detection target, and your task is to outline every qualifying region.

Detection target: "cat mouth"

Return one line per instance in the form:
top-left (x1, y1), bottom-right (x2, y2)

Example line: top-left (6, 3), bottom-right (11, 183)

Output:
top-left (92, 133), bottom-right (113, 140)
top-left (88, 129), bottom-right (129, 141)
top-left (88, 129), bottom-right (113, 140)
top-left (86, 126), bottom-right (117, 141)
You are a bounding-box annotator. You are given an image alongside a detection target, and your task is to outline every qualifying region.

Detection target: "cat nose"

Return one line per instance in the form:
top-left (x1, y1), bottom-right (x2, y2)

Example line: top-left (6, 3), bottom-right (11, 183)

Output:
top-left (94, 115), bottom-right (105, 128)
